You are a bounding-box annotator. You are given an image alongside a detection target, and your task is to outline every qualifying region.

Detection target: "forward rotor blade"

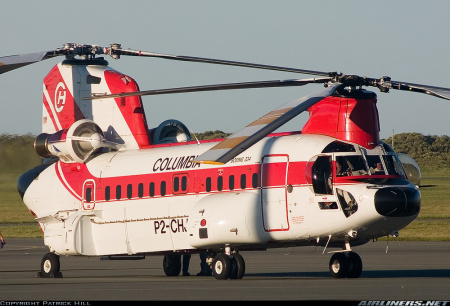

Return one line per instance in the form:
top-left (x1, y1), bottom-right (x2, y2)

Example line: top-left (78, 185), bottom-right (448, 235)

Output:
top-left (194, 83), bottom-right (342, 165)
top-left (114, 48), bottom-right (330, 77)
top-left (88, 78), bottom-right (332, 100)
top-left (0, 50), bottom-right (63, 74)
top-left (390, 80), bottom-right (450, 101)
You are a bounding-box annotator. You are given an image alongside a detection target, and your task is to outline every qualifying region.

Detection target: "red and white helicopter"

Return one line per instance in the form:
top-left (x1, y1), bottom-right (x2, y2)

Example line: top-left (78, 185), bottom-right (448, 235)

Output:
top-left (1, 43), bottom-right (447, 279)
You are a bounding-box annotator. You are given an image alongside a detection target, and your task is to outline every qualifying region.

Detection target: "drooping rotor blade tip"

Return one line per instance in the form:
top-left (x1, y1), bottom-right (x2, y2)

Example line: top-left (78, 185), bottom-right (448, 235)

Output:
top-left (86, 77), bottom-right (332, 100)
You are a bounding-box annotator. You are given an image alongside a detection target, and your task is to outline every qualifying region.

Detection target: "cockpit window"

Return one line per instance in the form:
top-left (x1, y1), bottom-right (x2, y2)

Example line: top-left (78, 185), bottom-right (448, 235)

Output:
top-left (366, 155), bottom-right (385, 175)
top-left (322, 141), bottom-right (356, 153)
top-left (382, 155), bottom-right (406, 176)
top-left (381, 142), bottom-right (395, 153)
top-left (335, 153), bottom-right (405, 178)
top-left (335, 156), bottom-right (368, 176)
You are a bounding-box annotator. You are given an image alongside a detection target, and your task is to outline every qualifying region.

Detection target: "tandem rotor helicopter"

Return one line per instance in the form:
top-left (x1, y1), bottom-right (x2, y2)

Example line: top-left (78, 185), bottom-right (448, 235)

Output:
top-left (1, 43), bottom-right (448, 279)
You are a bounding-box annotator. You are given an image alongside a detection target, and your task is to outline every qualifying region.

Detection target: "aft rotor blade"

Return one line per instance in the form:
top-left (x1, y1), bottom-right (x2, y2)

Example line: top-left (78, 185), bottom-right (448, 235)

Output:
top-left (114, 48), bottom-right (330, 77)
top-left (194, 83), bottom-right (342, 165)
top-left (116, 48), bottom-right (450, 101)
top-left (0, 50), bottom-right (63, 74)
top-left (88, 78), bottom-right (332, 100)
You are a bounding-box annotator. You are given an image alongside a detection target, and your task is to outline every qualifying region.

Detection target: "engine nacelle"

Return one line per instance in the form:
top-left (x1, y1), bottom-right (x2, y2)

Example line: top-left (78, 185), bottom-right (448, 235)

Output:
top-left (151, 119), bottom-right (192, 144)
top-left (34, 119), bottom-right (120, 163)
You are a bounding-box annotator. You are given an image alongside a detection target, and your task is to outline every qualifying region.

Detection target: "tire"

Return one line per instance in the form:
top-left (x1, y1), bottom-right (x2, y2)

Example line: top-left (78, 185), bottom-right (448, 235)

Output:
top-left (40, 252), bottom-right (61, 278)
top-left (346, 252), bottom-right (363, 278)
top-left (229, 253), bottom-right (245, 279)
top-left (212, 253), bottom-right (232, 280)
top-left (329, 253), bottom-right (349, 278)
top-left (163, 254), bottom-right (182, 276)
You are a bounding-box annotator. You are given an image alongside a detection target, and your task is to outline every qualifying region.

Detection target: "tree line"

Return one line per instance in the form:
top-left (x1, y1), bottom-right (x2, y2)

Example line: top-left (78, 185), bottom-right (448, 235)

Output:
top-left (0, 132), bottom-right (448, 175)
top-left (382, 133), bottom-right (450, 174)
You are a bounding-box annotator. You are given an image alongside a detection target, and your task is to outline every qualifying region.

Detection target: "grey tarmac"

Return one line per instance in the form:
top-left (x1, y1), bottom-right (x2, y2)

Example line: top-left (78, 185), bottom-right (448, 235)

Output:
top-left (0, 238), bottom-right (449, 301)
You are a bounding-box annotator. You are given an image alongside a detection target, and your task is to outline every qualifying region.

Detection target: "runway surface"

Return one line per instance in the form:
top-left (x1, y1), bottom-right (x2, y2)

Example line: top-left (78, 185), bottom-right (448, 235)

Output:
top-left (0, 238), bottom-right (449, 301)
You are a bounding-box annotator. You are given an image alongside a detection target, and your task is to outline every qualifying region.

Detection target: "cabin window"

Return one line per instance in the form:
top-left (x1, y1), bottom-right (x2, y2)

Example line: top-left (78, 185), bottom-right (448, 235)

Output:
top-left (161, 181), bottom-right (166, 196)
top-left (181, 176), bottom-right (187, 191)
top-left (173, 174), bottom-right (188, 194)
top-left (217, 176), bottom-right (223, 191)
top-left (173, 177), bottom-right (180, 192)
top-left (127, 184), bottom-right (133, 199)
top-left (229, 175), bottom-right (235, 190)
top-left (206, 177), bottom-right (212, 192)
top-left (149, 182), bottom-right (155, 197)
top-left (138, 183), bottom-right (144, 198)
top-left (240, 174), bottom-right (246, 189)
top-left (105, 186), bottom-right (110, 201)
top-left (252, 173), bottom-right (258, 188)
top-left (86, 188), bottom-right (92, 202)
top-left (116, 185), bottom-right (122, 200)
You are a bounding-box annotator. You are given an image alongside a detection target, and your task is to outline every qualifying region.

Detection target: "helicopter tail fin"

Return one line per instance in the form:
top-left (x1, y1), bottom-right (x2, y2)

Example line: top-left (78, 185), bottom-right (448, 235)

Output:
top-left (42, 61), bottom-right (151, 151)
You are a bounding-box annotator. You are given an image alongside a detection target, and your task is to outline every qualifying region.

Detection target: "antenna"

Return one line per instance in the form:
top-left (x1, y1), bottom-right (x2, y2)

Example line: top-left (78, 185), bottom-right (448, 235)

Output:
top-left (392, 129), bottom-right (395, 149)
top-left (192, 133), bottom-right (201, 145)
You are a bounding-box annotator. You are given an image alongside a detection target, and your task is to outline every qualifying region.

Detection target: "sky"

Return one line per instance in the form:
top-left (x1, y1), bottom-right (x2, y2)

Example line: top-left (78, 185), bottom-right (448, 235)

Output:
top-left (1, 0), bottom-right (449, 139)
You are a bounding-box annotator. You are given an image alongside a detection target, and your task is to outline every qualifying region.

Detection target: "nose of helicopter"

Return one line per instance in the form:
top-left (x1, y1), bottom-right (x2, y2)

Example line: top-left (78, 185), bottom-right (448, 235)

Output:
top-left (374, 187), bottom-right (420, 217)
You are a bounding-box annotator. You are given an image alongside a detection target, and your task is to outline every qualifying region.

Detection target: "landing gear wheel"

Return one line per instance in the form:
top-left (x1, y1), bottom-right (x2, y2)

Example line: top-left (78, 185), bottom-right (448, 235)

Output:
top-left (230, 252), bottom-right (245, 279)
top-left (163, 254), bottom-right (182, 276)
top-left (346, 252), bottom-right (362, 278)
top-left (329, 253), bottom-right (348, 278)
top-left (212, 253), bottom-right (232, 280)
top-left (39, 252), bottom-right (62, 278)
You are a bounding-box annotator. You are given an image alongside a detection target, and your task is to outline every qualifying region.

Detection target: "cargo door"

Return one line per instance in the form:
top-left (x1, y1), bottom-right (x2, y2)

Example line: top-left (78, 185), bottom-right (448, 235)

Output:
top-left (261, 155), bottom-right (289, 232)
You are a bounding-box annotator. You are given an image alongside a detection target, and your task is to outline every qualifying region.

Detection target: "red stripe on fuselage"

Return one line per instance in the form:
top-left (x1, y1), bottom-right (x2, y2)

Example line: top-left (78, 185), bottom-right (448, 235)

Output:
top-left (55, 156), bottom-right (309, 203)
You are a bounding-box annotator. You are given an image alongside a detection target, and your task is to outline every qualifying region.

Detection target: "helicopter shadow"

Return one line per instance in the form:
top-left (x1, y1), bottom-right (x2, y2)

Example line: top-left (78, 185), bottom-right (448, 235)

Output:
top-left (246, 269), bottom-right (450, 279)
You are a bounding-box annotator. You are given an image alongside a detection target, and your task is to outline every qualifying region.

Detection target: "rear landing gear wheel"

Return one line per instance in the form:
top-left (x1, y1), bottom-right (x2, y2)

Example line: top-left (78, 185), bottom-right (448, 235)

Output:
top-left (212, 253), bottom-right (232, 280)
top-left (163, 254), bottom-right (182, 276)
top-left (38, 252), bottom-right (62, 278)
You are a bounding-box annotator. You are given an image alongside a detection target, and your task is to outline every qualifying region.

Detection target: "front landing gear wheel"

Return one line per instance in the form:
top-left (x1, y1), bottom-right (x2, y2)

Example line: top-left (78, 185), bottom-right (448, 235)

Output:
top-left (212, 253), bottom-right (232, 280)
top-left (329, 252), bottom-right (363, 278)
top-left (347, 252), bottom-right (362, 278)
top-left (230, 253), bottom-right (245, 279)
top-left (38, 252), bottom-right (62, 278)
top-left (329, 253), bottom-right (348, 278)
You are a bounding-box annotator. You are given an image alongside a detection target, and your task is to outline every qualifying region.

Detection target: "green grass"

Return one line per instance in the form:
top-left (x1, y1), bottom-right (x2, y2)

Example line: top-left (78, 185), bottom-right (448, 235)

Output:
top-left (393, 219), bottom-right (450, 241)
top-left (0, 172), bottom-right (42, 238)
top-left (0, 173), bottom-right (36, 223)
top-left (389, 176), bottom-right (450, 241)
top-left (416, 177), bottom-right (450, 219)
top-left (1, 171), bottom-right (450, 240)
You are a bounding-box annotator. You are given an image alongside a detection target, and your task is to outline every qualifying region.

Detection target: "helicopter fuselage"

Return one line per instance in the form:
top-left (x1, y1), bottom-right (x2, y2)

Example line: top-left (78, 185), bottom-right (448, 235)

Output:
top-left (20, 132), bottom-right (420, 257)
